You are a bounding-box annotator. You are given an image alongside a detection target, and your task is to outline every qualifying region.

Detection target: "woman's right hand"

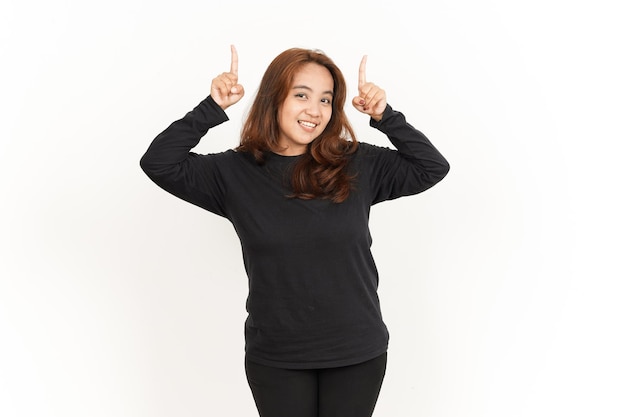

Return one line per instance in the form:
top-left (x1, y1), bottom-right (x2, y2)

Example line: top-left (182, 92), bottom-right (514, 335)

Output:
top-left (211, 45), bottom-right (245, 110)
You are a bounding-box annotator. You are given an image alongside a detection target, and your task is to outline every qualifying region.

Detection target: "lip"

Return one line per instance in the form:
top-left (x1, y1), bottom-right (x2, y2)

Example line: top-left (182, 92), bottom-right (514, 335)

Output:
top-left (298, 120), bottom-right (318, 130)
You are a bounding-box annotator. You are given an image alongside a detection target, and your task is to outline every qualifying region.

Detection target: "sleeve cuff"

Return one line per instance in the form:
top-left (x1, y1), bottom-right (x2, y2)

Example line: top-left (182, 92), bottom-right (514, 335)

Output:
top-left (369, 104), bottom-right (394, 128)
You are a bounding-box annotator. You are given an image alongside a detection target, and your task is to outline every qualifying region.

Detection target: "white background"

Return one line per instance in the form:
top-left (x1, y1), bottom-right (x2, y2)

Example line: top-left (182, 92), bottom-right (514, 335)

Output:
top-left (1, 0), bottom-right (625, 416)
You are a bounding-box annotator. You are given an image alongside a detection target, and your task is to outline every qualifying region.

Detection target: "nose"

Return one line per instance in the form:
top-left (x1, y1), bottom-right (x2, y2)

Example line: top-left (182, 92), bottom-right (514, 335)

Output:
top-left (305, 101), bottom-right (322, 117)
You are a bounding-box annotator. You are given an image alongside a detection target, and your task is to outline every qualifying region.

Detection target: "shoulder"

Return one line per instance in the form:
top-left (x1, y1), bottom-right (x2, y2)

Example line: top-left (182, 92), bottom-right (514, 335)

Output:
top-left (349, 143), bottom-right (395, 178)
top-left (193, 149), bottom-right (256, 173)
top-left (203, 149), bottom-right (252, 163)
top-left (353, 142), bottom-right (394, 160)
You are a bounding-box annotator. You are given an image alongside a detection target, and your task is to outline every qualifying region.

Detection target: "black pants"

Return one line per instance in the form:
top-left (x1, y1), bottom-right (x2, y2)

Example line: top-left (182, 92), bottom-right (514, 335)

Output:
top-left (245, 352), bottom-right (387, 417)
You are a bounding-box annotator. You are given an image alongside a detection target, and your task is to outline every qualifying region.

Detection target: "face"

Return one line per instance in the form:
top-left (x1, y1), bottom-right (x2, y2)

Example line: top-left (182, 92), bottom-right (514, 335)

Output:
top-left (276, 63), bottom-right (334, 156)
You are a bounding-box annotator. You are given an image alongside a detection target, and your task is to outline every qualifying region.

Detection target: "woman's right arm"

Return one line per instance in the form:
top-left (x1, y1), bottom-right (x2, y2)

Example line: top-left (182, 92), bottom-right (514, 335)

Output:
top-left (139, 96), bottom-right (231, 215)
top-left (140, 46), bottom-right (245, 215)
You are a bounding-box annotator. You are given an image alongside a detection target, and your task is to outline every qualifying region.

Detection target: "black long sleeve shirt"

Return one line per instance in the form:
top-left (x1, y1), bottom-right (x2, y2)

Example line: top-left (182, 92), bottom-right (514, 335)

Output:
top-left (140, 96), bottom-right (449, 369)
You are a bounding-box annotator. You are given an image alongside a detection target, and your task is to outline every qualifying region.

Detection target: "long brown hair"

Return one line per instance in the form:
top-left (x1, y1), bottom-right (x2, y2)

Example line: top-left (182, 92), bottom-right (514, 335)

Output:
top-left (237, 48), bottom-right (358, 203)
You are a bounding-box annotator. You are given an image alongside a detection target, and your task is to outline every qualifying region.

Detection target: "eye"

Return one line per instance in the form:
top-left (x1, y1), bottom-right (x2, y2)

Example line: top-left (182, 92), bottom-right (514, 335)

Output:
top-left (321, 98), bottom-right (332, 105)
top-left (295, 93), bottom-right (308, 99)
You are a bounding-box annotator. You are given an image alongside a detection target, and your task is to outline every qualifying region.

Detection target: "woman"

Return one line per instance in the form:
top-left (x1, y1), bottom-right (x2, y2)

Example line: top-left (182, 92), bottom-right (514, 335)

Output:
top-left (140, 45), bottom-right (449, 417)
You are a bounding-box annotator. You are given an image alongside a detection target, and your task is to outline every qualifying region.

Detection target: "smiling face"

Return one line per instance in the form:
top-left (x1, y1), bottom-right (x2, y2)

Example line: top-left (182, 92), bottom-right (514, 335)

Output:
top-left (275, 63), bottom-right (334, 156)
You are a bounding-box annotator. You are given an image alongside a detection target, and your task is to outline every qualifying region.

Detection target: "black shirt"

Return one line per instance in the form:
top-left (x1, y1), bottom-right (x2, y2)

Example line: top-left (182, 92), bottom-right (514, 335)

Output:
top-left (140, 96), bottom-right (449, 369)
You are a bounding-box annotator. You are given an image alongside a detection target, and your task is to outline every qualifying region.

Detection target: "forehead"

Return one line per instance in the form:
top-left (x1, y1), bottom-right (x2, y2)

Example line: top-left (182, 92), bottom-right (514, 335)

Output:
top-left (292, 63), bottom-right (334, 91)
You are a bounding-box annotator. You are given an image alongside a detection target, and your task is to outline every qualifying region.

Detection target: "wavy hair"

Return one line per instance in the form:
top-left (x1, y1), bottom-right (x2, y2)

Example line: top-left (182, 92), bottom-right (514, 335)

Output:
top-left (237, 48), bottom-right (358, 203)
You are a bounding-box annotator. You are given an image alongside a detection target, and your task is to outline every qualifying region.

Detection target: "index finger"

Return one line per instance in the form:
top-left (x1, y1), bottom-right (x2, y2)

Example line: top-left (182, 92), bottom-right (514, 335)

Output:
top-left (358, 55), bottom-right (367, 88)
top-left (230, 45), bottom-right (238, 75)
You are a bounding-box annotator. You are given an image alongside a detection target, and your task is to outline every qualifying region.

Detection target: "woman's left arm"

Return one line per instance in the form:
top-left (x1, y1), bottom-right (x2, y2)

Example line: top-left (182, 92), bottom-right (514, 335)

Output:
top-left (352, 55), bottom-right (450, 203)
top-left (365, 105), bottom-right (450, 203)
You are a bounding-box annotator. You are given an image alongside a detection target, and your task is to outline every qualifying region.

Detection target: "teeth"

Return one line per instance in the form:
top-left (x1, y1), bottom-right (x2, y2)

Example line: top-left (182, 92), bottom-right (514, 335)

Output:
top-left (299, 121), bottom-right (316, 128)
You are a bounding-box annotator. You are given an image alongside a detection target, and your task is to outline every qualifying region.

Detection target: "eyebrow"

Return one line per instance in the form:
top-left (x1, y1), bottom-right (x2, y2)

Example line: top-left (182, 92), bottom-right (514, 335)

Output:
top-left (293, 85), bottom-right (334, 96)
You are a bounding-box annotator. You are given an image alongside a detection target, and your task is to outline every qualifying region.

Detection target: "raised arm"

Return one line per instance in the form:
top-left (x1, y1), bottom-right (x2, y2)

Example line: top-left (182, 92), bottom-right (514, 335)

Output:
top-left (353, 55), bottom-right (450, 203)
top-left (139, 46), bottom-right (245, 216)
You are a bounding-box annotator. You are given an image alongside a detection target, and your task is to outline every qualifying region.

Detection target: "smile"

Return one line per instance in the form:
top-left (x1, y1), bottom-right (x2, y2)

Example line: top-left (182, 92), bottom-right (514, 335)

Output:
top-left (298, 120), bottom-right (317, 128)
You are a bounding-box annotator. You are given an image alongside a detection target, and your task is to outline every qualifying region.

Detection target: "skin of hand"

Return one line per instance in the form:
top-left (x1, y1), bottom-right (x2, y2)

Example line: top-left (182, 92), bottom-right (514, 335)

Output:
top-left (351, 55), bottom-right (387, 122)
top-left (211, 47), bottom-right (385, 121)
top-left (211, 45), bottom-right (245, 110)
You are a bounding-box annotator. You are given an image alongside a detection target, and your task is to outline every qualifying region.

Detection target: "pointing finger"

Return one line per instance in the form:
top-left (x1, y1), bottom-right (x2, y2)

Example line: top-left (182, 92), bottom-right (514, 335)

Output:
top-left (230, 44), bottom-right (238, 76)
top-left (358, 55), bottom-right (367, 88)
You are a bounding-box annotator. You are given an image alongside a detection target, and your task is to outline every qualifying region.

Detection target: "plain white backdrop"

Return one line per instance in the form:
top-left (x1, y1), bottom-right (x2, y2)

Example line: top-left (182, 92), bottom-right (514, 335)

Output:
top-left (1, 0), bottom-right (624, 416)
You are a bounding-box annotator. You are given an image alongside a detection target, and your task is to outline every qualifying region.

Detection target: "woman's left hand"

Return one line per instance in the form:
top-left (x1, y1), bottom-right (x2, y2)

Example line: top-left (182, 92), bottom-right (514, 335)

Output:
top-left (352, 55), bottom-right (386, 122)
